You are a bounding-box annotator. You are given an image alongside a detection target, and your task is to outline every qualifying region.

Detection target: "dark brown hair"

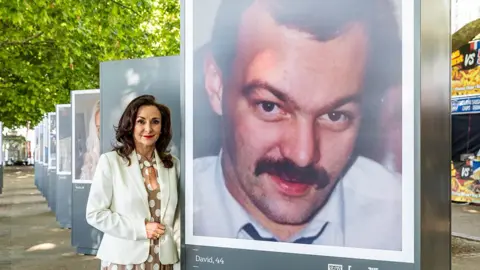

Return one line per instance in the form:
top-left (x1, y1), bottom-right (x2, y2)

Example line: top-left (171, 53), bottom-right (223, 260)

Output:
top-left (113, 95), bottom-right (174, 168)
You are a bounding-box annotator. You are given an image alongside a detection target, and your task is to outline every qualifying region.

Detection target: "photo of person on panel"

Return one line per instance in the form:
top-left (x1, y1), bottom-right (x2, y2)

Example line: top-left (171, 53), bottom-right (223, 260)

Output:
top-left (192, 0), bottom-right (403, 250)
top-left (44, 118), bottom-right (49, 164)
top-left (80, 100), bottom-right (101, 180)
top-left (39, 124), bottom-right (44, 163)
top-left (58, 107), bottom-right (72, 173)
top-left (35, 127), bottom-right (39, 162)
top-left (49, 114), bottom-right (57, 167)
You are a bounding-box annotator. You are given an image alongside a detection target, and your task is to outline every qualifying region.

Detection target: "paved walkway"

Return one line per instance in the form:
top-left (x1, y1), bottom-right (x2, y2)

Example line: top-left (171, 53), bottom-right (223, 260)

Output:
top-left (0, 166), bottom-right (98, 269)
top-left (1, 166), bottom-right (480, 269)
top-left (451, 202), bottom-right (480, 269)
top-left (453, 202), bottom-right (480, 239)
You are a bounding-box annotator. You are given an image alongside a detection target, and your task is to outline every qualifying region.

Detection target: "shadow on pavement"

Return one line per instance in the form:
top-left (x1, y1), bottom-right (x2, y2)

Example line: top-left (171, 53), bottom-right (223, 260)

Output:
top-left (0, 166), bottom-right (99, 270)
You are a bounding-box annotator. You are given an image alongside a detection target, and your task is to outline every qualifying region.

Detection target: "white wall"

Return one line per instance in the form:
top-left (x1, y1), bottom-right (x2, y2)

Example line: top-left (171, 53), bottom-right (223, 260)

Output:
top-left (452, 0), bottom-right (480, 34)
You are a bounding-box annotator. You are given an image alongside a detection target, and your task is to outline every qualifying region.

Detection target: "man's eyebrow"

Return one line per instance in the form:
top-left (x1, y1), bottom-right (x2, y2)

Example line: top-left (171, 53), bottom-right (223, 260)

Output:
top-left (242, 79), bottom-right (300, 108)
top-left (241, 79), bottom-right (360, 112)
top-left (327, 95), bottom-right (361, 111)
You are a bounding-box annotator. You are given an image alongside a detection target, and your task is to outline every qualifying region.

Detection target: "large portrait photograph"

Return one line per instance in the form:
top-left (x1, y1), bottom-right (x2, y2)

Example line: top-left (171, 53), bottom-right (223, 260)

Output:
top-left (72, 90), bottom-right (100, 183)
top-left (184, 0), bottom-right (414, 263)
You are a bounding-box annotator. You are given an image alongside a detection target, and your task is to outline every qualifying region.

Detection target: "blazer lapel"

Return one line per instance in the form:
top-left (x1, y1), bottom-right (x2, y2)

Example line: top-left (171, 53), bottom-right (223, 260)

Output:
top-left (155, 151), bottom-right (170, 221)
top-left (125, 150), bottom-right (149, 210)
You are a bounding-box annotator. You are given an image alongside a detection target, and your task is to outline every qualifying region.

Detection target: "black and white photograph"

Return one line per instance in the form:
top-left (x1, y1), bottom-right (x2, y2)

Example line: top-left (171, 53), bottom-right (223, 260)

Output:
top-left (40, 120), bottom-right (45, 165)
top-left (35, 126), bottom-right (40, 163)
top-left (72, 90), bottom-right (100, 183)
top-left (48, 112), bottom-right (57, 169)
top-left (44, 116), bottom-right (49, 165)
top-left (57, 104), bottom-right (72, 174)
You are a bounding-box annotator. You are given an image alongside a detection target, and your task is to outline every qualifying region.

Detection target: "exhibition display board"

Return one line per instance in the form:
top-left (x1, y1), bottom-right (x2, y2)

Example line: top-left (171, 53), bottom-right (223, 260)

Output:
top-left (71, 89), bottom-right (102, 255)
top-left (96, 55), bottom-right (181, 258)
top-left (39, 119), bottom-right (46, 196)
top-left (56, 104), bottom-right (73, 228)
top-left (34, 126), bottom-right (39, 188)
top-left (47, 112), bottom-right (57, 212)
top-left (35, 125), bottom-right (42, 189)
top-left (181, 0), bottom-right (450, 270)
top-left (42, 115), bottom-right (49, 200)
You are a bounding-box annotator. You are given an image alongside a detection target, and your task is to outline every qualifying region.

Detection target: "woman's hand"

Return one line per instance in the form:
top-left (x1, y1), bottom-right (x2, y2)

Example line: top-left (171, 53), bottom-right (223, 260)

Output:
top-left (145, 222), bottom-right (165, 239)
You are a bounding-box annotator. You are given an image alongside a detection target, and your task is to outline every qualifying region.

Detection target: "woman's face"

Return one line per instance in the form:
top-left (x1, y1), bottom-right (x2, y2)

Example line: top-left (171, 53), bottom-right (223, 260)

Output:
top-left (133, 105), bottom-right (162, 149)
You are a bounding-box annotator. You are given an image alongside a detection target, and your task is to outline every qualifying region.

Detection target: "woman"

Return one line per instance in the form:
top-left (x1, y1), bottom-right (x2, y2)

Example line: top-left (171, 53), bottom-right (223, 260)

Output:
top-left (80, 100), bottom-right (101, 180)
top-left (86, 95), bottom-right (180, 270)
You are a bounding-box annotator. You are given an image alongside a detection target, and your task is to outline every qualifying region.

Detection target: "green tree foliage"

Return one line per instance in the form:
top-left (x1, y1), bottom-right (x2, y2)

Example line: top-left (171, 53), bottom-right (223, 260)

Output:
top-left (452, 18), bottom-right (480, 52)
top-left (0, 0), bottom-right (180, 128)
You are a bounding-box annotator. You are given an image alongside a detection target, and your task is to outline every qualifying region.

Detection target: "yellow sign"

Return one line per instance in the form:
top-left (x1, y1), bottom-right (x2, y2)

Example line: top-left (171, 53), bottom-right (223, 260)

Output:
top-left (451, 160), bottom-right (480, 203)
top-left (452, 50), bottom-right (464, 66)
top-left (452, 65), bottom-right (480, 96)
top-left (451, 41), bottom-right (480, 97)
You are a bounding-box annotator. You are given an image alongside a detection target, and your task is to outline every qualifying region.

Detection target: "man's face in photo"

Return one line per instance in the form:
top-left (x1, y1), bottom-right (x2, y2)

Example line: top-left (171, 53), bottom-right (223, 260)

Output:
top-left (205, 2), bottom-right (369, 225)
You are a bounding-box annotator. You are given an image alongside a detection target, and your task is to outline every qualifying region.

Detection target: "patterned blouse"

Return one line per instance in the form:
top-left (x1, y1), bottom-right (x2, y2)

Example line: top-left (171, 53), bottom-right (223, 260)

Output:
top-left (100, 154), bottom-right (173, 270)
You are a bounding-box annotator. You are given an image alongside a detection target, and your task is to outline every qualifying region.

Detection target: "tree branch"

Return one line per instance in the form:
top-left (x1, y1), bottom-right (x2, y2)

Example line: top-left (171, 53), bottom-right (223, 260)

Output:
top-left (22, 40), bottom-right (56, 46)
top-left (0, 32), bottom-right (44, 47)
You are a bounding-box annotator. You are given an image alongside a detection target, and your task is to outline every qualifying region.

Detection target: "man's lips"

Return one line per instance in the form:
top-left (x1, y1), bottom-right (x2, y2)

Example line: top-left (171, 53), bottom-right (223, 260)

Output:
top-left (268, 173), bottom-right (312, 197)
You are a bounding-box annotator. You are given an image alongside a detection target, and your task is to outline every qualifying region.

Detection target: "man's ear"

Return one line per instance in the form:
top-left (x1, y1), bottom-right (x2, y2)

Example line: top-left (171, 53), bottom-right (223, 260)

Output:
top-left (204, 52), bottom-right (223, 116)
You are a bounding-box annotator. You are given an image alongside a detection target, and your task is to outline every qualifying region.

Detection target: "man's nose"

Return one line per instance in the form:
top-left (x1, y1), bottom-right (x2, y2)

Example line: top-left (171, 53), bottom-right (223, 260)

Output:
top-left (279, 120), bottom-right (320, 167)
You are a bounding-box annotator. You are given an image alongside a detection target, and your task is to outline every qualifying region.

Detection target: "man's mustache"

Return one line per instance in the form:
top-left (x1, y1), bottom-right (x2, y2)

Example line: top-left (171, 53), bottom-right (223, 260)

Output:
top-left (254, 158), bottom-right (330, 189)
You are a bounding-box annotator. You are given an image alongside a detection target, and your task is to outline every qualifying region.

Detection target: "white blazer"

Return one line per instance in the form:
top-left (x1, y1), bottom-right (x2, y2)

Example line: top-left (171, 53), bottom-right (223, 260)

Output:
top-left (86, 150), bottom-right (181, 265)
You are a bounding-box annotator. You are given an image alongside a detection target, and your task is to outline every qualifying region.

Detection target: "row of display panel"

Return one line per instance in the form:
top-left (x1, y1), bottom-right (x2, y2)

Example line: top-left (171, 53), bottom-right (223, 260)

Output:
top-left (32, 56), bottom-right (182, 256)
top-left (33, 92), bottom-right (101, 182)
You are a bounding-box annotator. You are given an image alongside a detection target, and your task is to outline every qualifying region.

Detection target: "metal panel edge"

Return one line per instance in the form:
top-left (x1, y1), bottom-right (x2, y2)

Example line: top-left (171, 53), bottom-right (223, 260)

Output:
top-left (417, 0), bottom-right (451, 269)
top-left (180, 0), bottom-right (187, 269)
